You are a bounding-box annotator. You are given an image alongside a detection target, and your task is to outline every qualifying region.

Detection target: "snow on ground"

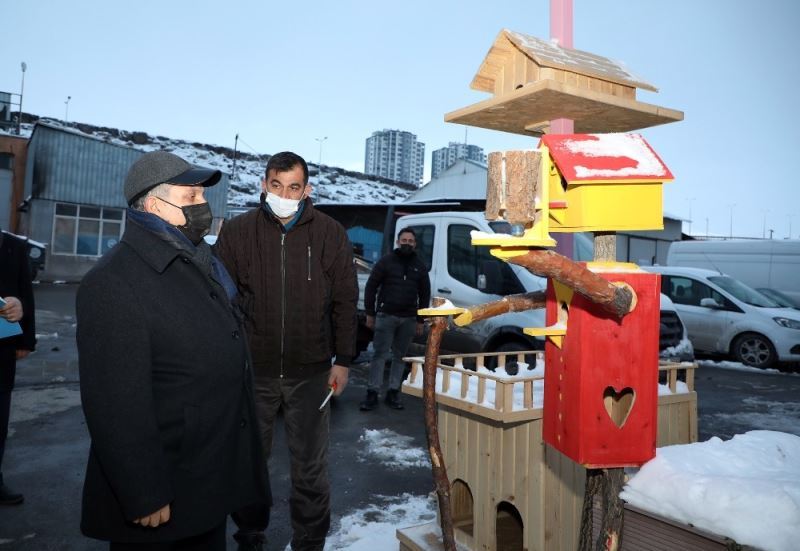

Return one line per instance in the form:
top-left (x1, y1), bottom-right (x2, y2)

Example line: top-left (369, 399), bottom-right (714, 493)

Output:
top-left (358, 429), bottom-right (430, 469)
top-left (696, 358), bottom-right (797, 375)
top-left (621, 431), bottom-right (800, 551)
top-left (323, 493), bottom-right (437, 551)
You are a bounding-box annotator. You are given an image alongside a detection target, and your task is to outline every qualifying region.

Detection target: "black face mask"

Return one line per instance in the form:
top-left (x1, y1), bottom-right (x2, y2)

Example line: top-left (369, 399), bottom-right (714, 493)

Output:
top-left (159, 198), bottom-right (213, 245)
top-left (398, 244), bottom-right (414, 255)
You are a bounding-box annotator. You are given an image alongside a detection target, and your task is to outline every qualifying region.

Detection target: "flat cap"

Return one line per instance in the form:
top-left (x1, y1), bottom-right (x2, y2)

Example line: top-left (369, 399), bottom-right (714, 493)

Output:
top-left (124, 151), bottom-right (221, 205)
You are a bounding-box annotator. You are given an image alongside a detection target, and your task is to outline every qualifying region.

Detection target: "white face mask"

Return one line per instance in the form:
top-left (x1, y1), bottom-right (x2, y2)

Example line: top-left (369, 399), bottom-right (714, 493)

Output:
top-left (266, 192), bottom-right (302, 218)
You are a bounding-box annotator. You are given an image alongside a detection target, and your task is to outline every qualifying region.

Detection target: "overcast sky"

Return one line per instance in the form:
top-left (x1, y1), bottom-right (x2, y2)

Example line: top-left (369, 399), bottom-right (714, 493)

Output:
top-left (3, 0), bottom-right (799, 239)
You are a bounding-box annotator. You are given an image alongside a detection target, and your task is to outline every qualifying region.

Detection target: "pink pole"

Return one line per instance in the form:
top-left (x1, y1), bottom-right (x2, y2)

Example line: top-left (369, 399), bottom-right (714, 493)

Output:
top-left (550, 0), bottom-right (574, 134)
top-left (550, 0), bottom-right (575, 257)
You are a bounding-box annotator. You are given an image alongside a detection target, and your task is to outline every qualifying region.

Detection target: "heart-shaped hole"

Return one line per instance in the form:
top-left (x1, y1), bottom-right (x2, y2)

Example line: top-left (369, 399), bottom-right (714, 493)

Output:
top-left (603, 386), bottom-right (635, 428)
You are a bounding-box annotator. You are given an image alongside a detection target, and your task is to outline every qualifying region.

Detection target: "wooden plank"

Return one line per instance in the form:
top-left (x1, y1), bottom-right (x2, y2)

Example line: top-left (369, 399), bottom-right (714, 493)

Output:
top-left (544, 445), bottom-right (562, 550)
top-left (657, 401), bottom-right (672, 447)
top-left (445, 78), bottom-right (684, 136)
top-left (528, 422), bottom-right (545, 550)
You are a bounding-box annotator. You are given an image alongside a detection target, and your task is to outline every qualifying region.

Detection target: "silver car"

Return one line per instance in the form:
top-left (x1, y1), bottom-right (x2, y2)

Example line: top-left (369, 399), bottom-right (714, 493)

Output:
top-left (644, 266), bottom-right (800, 368)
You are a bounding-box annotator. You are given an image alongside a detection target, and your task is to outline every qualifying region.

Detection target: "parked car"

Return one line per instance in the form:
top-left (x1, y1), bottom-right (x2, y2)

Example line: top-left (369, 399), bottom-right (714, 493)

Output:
top-left (644, 266), bottom-right (800, 368)
top-left (2, 230), bottom-right (46, 280)
top-left (355, 211), bottom-right (694, 364)
top-left (756, 288), bottom-right (800, 310)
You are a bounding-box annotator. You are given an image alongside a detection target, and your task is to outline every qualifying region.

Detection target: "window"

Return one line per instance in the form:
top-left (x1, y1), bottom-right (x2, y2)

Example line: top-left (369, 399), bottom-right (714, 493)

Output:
top-left (402, 224), bottom-right (435, 271)
top-left (447, 224), bottom-right (524, 295)
top-left (663, 275), bottom-right (730, 309)
top-left (53, 203), bottom-right (125, 257)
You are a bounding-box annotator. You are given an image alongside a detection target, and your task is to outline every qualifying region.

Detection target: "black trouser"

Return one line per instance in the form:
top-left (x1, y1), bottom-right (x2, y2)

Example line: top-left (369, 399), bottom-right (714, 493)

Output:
top-left (233, 370), bottom-right (331, 551)
top-left (0, 347), bottom-right (16, 482)
top-left (108, 522), bottom-right (226, 551)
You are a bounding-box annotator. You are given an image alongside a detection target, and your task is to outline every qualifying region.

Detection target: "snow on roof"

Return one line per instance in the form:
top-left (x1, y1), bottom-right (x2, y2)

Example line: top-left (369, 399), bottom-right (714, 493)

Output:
top-left (503, 30), bottom-right (657, 92)
top-left (621, 430), bottom-right (800, 551)
top-left (542, 133), bottom-right (673, 181)
top-left (3, 119), bottom-right (415, 208)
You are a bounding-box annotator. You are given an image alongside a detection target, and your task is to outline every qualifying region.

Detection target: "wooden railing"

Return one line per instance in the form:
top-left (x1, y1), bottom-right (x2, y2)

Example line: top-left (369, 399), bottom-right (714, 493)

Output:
top-left (402, 350), bottom-right (697, 424)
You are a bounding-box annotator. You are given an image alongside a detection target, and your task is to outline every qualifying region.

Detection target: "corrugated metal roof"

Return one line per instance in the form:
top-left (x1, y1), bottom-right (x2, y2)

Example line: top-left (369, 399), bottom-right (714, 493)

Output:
top-left (25, 123), bottom-right (228, 215)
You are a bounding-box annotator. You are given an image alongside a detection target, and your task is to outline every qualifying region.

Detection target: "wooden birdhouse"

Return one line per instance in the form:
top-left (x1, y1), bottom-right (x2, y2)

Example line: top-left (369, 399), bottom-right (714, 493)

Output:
top-left (540, 265), bottom-right (661, 468)
top-left (541, 133), bottom-right (673, 232)
top-left (445, 29), bottom-right (683, 135)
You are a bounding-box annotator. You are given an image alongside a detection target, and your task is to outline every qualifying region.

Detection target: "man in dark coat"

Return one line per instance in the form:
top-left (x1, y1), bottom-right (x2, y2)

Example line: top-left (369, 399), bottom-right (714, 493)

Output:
top-left (0, 229), bottom-right (36, 506)
top-left (216, 151), bottom-right (358, 551)
top-left (359, 227), bottom-right (430, 411)
top-left (76, 151), bottom-right (269, 550)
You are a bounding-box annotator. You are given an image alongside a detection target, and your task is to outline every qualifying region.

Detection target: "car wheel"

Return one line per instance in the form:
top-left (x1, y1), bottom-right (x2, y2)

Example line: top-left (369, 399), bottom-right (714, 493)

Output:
top-left (731, 333), bottom-right (777, 369)
top-left (486, 340), bottom-right (537, 373)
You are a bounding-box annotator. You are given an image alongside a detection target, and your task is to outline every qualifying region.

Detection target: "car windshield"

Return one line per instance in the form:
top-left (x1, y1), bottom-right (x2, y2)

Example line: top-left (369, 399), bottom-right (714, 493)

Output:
top-left (708, 276), bottom-right (781, 307)
top-left (756, 288), bottom-right (792, 306)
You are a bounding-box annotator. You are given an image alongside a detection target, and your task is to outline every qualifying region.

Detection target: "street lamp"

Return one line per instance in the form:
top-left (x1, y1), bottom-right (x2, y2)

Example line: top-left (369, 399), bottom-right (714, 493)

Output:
top-left (64, 96), bottom-right (71, 124)
top-left (686, 196), bottom-right (696, 235)
top-left (17, 62), bottom-right (26, 135)
top-left (314, 136), bottom-right (328, 201)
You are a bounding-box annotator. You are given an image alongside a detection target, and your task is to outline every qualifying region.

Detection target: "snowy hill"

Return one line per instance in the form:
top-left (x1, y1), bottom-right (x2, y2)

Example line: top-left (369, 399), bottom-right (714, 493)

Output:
top-left (4, 116), bottom-right (417, 207)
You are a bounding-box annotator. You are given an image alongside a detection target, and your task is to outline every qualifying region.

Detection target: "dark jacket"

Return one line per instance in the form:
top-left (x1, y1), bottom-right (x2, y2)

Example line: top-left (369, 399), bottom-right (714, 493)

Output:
top-left (215, 199), bottom-right (358, 379)
top-left (0, 231), bottom-right (36, 391)
top-left (364, 249), bottom-right (431, 319)
top-left (76, 218), bottom-right (268, 543)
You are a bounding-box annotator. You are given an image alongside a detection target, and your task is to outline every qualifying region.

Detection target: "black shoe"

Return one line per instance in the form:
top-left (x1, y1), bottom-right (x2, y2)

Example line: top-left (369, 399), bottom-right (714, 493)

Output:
top-left (385, 389), bottom-right (405, 410)
top-left (0, 483), bottom-right (23, 506)
top-left (359, 390), bottom-right (378, 411)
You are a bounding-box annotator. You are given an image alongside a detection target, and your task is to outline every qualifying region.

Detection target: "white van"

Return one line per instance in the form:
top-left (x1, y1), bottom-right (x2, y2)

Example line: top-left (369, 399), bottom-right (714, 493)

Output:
top-left (644, 265), bottom-right (800, 368)
top-left (667, 239), bottom-right (800, 303)
top-left (364, 211), bottom-right (692, 362)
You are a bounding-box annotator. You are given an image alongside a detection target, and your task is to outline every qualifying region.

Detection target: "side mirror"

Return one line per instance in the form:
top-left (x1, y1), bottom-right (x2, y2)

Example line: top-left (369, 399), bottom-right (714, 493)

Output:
top-left (700, 297), bottom-right (722, 309)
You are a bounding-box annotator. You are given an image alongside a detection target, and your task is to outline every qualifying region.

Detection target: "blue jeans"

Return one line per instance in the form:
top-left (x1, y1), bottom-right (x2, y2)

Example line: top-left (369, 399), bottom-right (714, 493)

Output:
top-left (368, 313), bottom-right (417, 392)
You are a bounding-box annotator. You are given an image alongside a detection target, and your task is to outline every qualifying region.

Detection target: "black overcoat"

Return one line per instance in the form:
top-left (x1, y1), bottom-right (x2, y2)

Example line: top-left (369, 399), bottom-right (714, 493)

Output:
top-left (0, 231), bottom-right (36, 391)
top-left (76, 219), bottom-right (268, 543)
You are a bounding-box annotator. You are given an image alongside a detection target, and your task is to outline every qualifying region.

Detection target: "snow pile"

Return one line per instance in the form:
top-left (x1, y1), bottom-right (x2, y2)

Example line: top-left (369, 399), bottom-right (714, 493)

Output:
top-left (657, 380), bottom-right (689, 395)
top-left (660, 337), bottom-right (694, 360)
top-left (621, 431), bottom-right (800, 551)
top-left (358, 429), bottom-right (430, 470)
top-left (324, 493), bottom-right (436, 550)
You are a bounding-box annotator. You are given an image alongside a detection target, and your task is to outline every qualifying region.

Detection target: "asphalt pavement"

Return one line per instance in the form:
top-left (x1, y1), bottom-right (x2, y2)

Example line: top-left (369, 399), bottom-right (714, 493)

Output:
top-left (1, 283), bottom-right (432, 550)
top-left (2, 283), bottom-right (799, 550)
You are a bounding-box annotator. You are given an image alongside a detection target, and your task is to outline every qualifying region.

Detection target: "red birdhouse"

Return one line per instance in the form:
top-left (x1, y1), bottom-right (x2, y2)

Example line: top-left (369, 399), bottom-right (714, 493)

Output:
top-left (541, 267), bottom-right (661, 468)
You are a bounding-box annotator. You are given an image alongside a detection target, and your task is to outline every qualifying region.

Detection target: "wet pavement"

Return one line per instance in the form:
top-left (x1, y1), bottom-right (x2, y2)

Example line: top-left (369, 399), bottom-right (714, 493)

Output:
top-left (2, 283), bottom-right (432, 550)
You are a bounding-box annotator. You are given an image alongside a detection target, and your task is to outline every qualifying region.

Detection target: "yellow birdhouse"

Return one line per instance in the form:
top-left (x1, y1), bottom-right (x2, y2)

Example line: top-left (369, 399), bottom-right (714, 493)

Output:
top-left (541, 133), bottom-right (673, 232)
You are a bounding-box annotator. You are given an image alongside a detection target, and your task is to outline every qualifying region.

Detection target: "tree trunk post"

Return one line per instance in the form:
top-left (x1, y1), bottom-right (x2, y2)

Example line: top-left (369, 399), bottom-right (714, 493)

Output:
top-left (422, 297), bottom-right (456, 551)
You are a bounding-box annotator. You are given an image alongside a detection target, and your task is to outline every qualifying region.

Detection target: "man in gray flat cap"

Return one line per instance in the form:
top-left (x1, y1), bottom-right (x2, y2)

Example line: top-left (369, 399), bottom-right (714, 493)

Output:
top-left (76, 151), bottom-right (269, 550)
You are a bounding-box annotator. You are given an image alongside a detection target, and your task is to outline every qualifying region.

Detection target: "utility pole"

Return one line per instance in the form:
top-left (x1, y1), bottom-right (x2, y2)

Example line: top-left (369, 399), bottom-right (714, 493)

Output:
top-left (315, 136), bottom-right (327, 202)
top-left (65, 96), bottom-right (71, 124)
top-left (232, 133), bottom-right (239, 181)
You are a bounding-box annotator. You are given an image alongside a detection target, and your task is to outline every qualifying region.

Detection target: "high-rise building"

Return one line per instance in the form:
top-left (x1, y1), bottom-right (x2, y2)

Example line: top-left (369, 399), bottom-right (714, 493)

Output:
top-left (364, 129), bottom-right (425, 186)
top-left (431, 142), bottom-right (487, 180)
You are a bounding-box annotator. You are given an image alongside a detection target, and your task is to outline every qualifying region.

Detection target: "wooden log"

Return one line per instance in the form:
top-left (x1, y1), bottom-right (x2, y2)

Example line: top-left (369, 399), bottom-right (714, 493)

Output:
top-left (506, 249), bottom-right (634, 318)
top-left (423, 297), bottom-right (456, 551)
top-left (454, 291), bottom-right (546, 326)
top-left (485, 150), bottom-right (540, 227)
